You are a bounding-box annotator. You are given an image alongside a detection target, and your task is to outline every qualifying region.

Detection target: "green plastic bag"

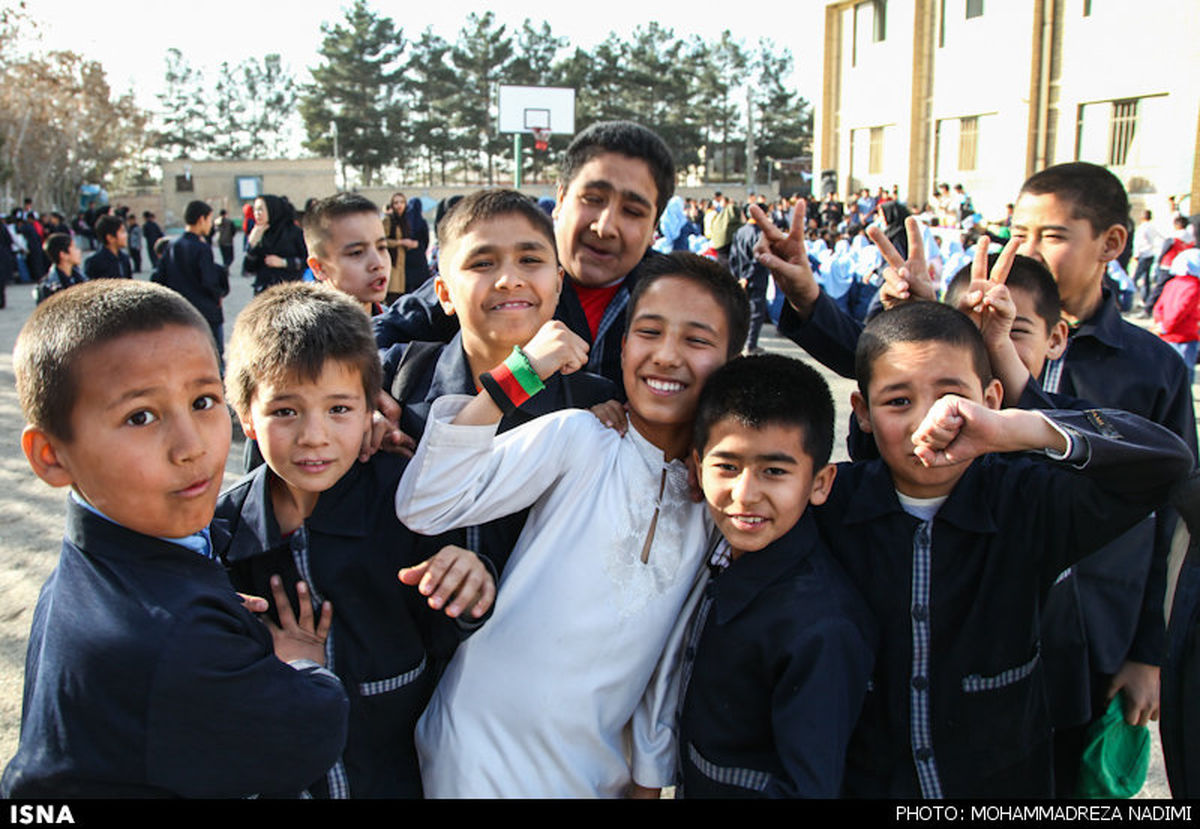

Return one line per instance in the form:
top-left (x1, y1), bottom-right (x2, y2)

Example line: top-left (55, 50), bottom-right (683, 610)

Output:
top-left (1075, 695), bottom-right (1150, 798)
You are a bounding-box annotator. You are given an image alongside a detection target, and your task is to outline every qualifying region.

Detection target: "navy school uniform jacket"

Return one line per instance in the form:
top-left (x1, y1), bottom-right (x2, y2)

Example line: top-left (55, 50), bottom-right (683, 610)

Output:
top-left (677, 514), bottom-right (877, 798)
top-left (213, 452), bottom-right (491, 799)
top-left (812, 408), bottom-right (1192, 798)
top-left (0, 498), bottom-right (348, 798)
top-left (779, 289), bottom-right (1198, 692)
top-left (153, 231), bottom-right (229, 326)
top-left (83, 247), bottom-right (132, 280)
top-left (372, 248), bottom-right (672, 390)
top-left (381, 333), bottom-right (618, 574)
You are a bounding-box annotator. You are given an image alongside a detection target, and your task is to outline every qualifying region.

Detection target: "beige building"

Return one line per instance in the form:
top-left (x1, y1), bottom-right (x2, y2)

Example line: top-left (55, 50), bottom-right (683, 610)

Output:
top-left (814, 0), bottom-right (1200, 220)
top-left (158, 158), bottom-right (336, 226)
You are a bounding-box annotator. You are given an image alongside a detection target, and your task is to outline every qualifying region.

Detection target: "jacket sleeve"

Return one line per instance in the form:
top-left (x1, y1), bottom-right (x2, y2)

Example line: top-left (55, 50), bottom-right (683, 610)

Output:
top-left (373, 276), bottom-right (459, 349)
top-left (394, 394), bottom-right (593, 534)
top-left (766, 614), bottom-right (876, 798)
top-left (1032, 408), bottom-right (1194, 586)
top-left (775, 290), bottom-right (862, 379)
top-left (145, 599), bottom-right (348, 797)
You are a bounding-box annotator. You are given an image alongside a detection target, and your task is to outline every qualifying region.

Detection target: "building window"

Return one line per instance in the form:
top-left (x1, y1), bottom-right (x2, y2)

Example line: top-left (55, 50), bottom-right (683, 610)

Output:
top-left (869, 127), bottom-right (884, 174)
top-left (939, 0), bottom-right (948, 46)
top-left (873, 0), bottom-right (888, 42)
top-left (1083, 0), bottom-right (1092, 15)
top-left (966, 0), bottom-right (984, 18)
top-left (174, 175), bottom-right (194, 193)
top-left (1108, 99), bottom-right (1137, 166)
top-left (958, 117), bottom-right (978, 171)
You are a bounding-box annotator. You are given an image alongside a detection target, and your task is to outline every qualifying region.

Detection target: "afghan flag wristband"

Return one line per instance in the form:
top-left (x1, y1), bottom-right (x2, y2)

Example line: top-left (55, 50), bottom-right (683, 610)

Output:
top-left (479, 346), bottom-right (546, 415)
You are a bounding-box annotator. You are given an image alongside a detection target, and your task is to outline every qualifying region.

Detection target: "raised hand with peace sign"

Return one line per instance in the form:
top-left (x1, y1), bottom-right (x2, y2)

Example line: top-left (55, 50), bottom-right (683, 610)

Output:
top-left (749, 202), bottom-right (821, 320)
top-left (868, 215), bottom-right (935, 309)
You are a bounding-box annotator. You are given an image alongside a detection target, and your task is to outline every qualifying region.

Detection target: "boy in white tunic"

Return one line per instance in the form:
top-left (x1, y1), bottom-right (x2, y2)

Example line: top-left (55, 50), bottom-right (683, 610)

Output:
top-left (395, 252), bottom-right (749, 797)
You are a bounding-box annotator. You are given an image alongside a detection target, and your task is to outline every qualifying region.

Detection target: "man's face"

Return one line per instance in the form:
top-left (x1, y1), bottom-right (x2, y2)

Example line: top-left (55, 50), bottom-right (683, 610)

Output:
top-left (115, 225), bottom-right (128, 249)
top-left (851, 341), bottom-right (1001, 499)
top-left (66, 241), bottom-right (82, 267)
top-left (311, 213), bottom-right (390, 306)
top-left (554, 152), bottom-right (658, 288)
top-left (622, 275), bottom-right (729, 447)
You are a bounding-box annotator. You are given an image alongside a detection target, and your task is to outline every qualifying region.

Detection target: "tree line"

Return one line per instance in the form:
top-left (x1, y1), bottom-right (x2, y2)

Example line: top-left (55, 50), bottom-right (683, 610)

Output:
top-left (0, 0), bottom-right (813, 210)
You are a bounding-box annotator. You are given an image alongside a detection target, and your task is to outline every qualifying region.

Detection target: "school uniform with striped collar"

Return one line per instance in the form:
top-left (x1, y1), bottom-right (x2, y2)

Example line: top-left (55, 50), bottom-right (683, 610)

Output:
top-left (812, 408), bottom-right (1191, 798)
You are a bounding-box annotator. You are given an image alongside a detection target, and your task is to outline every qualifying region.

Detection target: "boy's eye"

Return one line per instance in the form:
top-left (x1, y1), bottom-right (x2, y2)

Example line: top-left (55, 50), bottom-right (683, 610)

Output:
top-left (330, 404), bottom-right (352, 415)
top-left (270, 407), bottom-right (297, 418)
top-left (687, 336), bottom-right (715, 347)
top-left (193, 394), bottom-right (220, 411)
top-left (125, 409), bottom-right (158, 427)
top-left (763, 467), bottom-right (789, 477)
top-left (882, 396), bottom-right (910, 407)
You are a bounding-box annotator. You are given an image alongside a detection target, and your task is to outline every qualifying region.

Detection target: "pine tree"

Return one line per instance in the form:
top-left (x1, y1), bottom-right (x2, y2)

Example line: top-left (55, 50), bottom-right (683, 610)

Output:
top-left (450, 12), bottom-right (514, 184)
top-left (155, 48), bottom-right (208, 160)
top-left (751, 39), bottom-right (812, 182)
top-left (407, 28), bottom-right (460, 186)
top-left (300, 0), bottom-right (406, 186)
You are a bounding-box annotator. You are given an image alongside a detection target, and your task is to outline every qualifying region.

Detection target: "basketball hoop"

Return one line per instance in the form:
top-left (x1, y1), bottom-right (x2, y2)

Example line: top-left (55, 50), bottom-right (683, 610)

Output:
top-left (531, 127), bottom-right (550, 152)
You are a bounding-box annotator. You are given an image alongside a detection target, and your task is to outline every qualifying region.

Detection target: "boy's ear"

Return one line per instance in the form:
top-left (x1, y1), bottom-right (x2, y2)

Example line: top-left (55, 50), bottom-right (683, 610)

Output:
top-left (807, 463), bottom-right (837, 506)
top-left (307, 255), bottom-right (326, 281)
top-left (553, 183), bottom-right (566, 220)
top-left (239, 414), bottom-right (258, 442)
top-left (1099, 223), bottom-right (1128, 263)
top-left (1046, 320), bottom-right (1069, 361)
top-left (850, 390), bottom-right (873, 433)
top-left (983, 378), bottom-right (1004, 410)
top-left (433, 276), bottom-right (456, 316)
top-left (21, 426), bottom-right (74, 488)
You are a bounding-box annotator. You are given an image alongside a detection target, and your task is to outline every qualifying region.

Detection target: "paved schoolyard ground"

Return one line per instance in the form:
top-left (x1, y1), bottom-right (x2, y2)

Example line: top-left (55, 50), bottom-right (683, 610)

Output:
top-left (0, 241), bottom-right (1181, 797)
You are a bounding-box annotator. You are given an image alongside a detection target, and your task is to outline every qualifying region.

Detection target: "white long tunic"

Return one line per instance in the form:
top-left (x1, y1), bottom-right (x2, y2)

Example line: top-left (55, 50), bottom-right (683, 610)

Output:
top-left (395, 395), bottom-right (710, 797)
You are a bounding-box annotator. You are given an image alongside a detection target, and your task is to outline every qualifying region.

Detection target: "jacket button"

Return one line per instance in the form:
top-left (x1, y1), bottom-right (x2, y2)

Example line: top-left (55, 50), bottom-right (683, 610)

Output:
top-left (911, 603), bottom-right (928, 621)
top-left (911, 675), bottom-right (928, 691)
top-left (915, 747), bottom-right (934, 762)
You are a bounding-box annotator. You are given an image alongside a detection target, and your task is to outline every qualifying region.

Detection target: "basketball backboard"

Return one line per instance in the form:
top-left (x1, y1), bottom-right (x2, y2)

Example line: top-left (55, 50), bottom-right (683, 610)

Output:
top-left (497, 85), bottom-right (576, 135)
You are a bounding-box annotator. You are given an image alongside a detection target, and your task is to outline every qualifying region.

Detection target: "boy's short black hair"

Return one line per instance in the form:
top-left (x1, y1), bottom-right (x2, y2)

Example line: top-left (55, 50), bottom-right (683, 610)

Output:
top-left (225, 282), bottom-right (382, 417)
top-left (437, 189), bottom-right (556, 261)
top-left (1020, 162), bottom-right (1129, 238)
top-left (855, 302), bottom-right (992, 402)
top-left (94, 214), bottom-right (123, 243)
top-left (694, 353), bottom-right (835, 468)
top-left (943, 253), bottom-right (1061, 333)
top-left (560, 121), bottom-right (675, 220)
top-left (43, 233), bottom-right (73, 265)
top-left (627, 252), bottom-right (750, 360)
top-left (184, 200), bottom-right (212, 226)
top-left (301, 192), bottom-right (381, 258)
top-left (14, 280), bottom-right (215, 442)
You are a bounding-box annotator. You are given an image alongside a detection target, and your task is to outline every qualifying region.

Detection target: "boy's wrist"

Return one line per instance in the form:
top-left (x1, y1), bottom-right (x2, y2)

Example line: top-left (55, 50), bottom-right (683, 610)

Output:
top-left (479, 346), bottom-right (546, 416)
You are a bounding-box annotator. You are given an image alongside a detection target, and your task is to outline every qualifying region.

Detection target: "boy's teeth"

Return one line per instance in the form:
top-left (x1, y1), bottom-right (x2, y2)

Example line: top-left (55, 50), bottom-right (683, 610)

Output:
top-left (646, 378), bottom-right (683, 392)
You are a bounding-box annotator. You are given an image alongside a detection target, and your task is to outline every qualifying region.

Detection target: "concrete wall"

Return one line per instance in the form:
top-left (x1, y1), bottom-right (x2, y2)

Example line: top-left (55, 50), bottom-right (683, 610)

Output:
top-left (159, 158), bottom-right (336, 227)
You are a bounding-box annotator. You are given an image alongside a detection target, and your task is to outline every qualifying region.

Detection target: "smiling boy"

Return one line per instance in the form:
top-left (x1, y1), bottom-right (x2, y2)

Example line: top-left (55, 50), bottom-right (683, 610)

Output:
top-left (215, 283), bottom-right (497, 798)
top-left (677, 355), bottom-right (876, 798)
top-left (2, 281), bottom-right (348, 797)
top-left (395, 252), bottom-right (749, 797)
top-left (373, 121), bottom-right (675, 387)
top-left (816, 302), bottom-right (1191, 797)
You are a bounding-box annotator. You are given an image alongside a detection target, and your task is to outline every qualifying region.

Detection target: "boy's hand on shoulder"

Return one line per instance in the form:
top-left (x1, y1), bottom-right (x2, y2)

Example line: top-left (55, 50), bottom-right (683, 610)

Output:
top-left (590, 399), bottom-right (629, 436)
top-left (399, 546), bottom-right (496, 620)
top-left (522, 320), bottom-right (590, 380)
top-left (360, 391), bottom-right (415, 462)
top-left (265, 576), bottom-right (333, 666)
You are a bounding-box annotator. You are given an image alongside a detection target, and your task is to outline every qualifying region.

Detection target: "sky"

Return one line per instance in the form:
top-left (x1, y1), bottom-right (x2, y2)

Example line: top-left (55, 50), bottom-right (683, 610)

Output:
top-left (15, 0), bottom-right (826, 114)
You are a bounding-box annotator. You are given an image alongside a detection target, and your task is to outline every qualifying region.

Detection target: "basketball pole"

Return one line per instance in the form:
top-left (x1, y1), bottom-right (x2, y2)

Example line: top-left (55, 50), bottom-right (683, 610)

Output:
top-left (514, 133), bottom-right (524, 189)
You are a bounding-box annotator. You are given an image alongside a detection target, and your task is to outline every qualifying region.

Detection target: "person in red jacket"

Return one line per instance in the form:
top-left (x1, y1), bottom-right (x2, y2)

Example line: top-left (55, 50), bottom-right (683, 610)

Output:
top-left (1154, 248), bottom-right (1200, 384)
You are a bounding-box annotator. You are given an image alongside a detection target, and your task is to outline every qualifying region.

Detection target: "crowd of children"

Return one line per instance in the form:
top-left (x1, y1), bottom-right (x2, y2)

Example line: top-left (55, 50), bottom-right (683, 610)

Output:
top-left (2, 120), bottom-right (1199, 801)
